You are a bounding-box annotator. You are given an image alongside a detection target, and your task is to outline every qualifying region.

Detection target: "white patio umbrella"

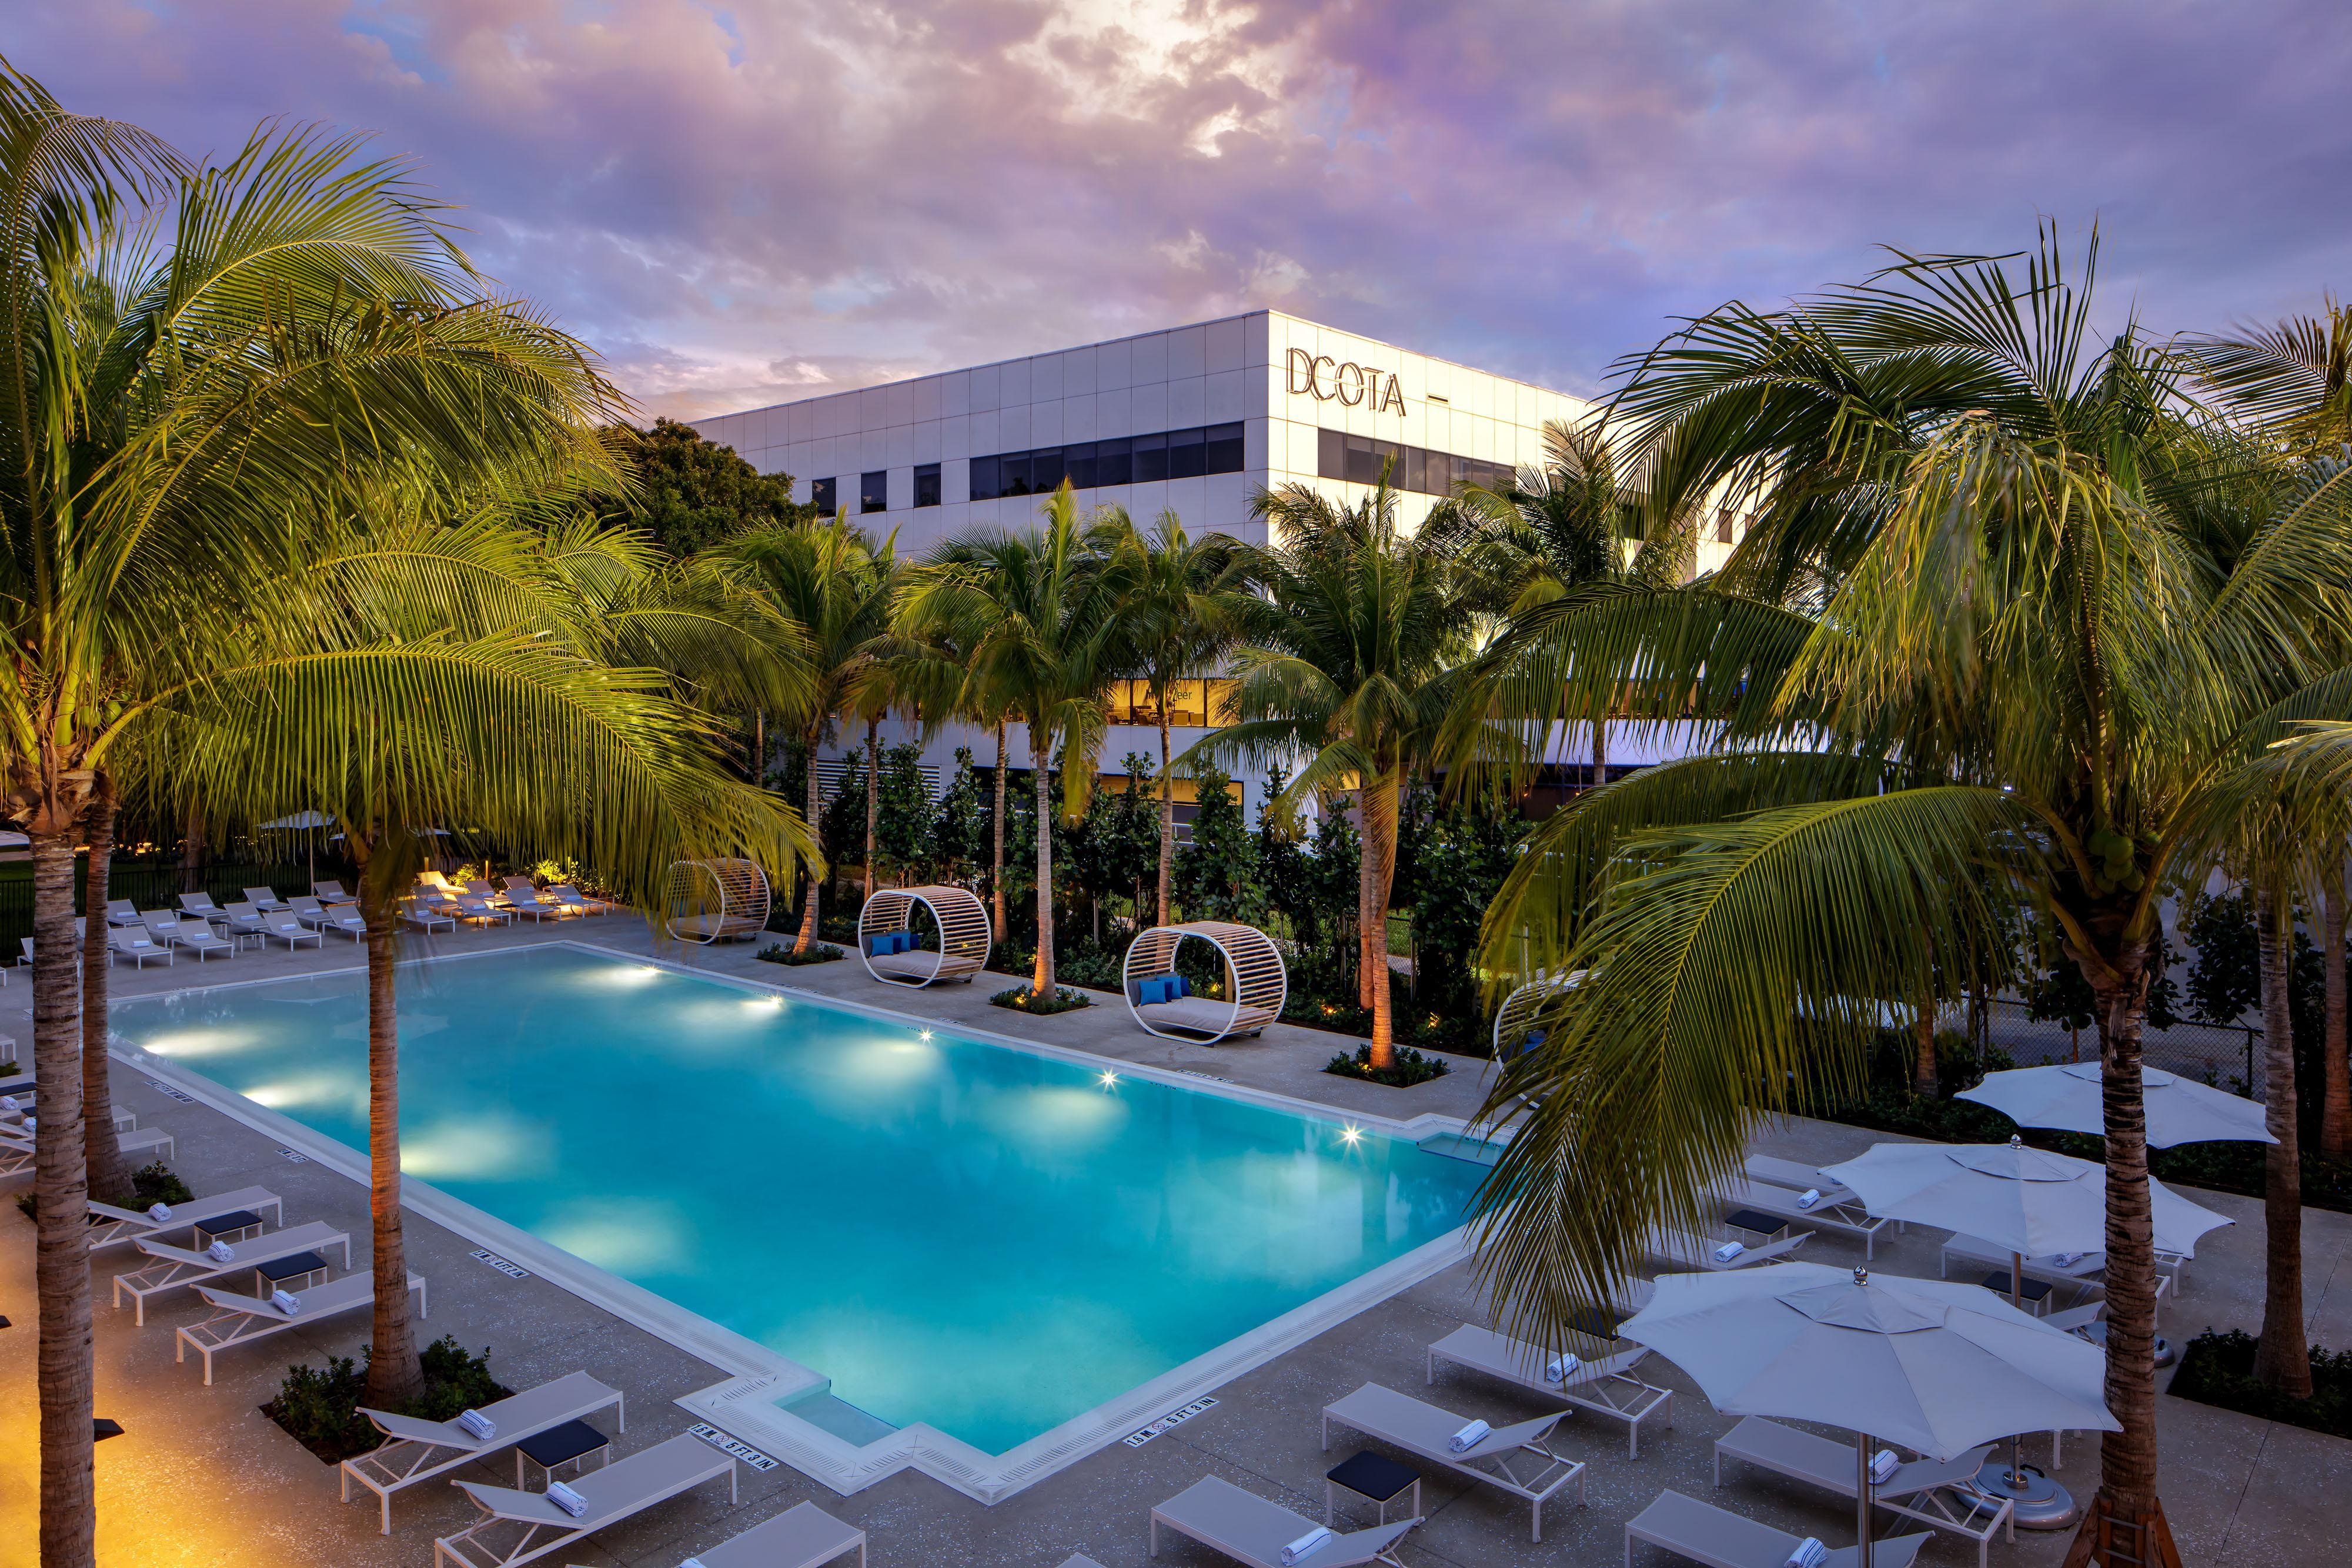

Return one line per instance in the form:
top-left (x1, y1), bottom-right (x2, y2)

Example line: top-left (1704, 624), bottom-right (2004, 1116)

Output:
top-left (1619, 1263), bottom-right (2114, 1566)
top-left (1821, 1136), bottom-right (2233, 1525)
top-left (1958, 1061), bottom-right (2274, 1147)
top-left (259, 810), bottom-right (333, 886)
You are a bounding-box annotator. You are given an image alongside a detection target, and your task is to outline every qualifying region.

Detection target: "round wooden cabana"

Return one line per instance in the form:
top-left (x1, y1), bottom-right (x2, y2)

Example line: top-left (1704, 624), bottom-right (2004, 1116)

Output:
top-left (662, 858), bottom-right (771, 944)
top-left (857, 885), bottom-right (991, 987)
top-left (1122, 921), bottom-right (1287, 1044)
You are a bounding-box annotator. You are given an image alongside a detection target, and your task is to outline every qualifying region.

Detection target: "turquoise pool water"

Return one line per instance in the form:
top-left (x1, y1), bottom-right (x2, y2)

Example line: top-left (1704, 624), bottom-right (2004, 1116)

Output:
top-left (111, 945), bottom-right (1484, 1454)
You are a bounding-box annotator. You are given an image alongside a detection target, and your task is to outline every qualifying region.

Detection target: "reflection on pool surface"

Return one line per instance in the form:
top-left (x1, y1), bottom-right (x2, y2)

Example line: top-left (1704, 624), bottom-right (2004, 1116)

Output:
top-left (113, 945), bottom-right (1484, 1453)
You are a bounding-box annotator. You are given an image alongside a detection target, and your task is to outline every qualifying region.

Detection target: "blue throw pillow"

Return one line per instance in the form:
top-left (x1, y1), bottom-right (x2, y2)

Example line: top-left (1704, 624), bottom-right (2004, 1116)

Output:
top-left (895, 931), bottom-right (917, 955)
top-left (1138, 975), bottom-right (1172, 1005)
top-left (866, 932), bottom-right (891, 956)
top-left (1169, 975), bottom-right (1191, 999)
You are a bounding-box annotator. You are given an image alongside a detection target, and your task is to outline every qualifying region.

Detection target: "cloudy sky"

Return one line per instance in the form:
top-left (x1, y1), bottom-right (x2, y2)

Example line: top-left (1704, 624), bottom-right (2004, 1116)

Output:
top-left (14, 1), bottom-right (2348, 422)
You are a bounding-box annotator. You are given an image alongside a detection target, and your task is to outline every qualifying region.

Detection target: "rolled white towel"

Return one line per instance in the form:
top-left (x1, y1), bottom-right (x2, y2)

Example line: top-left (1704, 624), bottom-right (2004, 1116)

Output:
top-left (1796, 1188), bottom-right (1822, 1210)
top-left (454, 1408), bottom-right (497, 1441)
top-left (1544, 1352), bottom-right (1582, 1384)
top-left (205, 1240), bottom-right (236, 1263)
top-left (544, 1479), bottom-right (587, 1518)
top-left (0, 1094), bottom-right (19, 1112)
top-left (1279, 1526), bottom-right (1335, 1565)
top-left (19, 1115), bottom-right (32, 1134)
top-left (1870, 1447), bottom-right (1899, 1483)
top-left (1447, 1417), bottom-right (1491, 1453)
top-left (1785, 1537), bottom-right (1827, 1568)
top-left (146, 1202), bottom-right (172, 1222)
top-left (2054, 1251), bottom-right (2087, 1268)
top-left (270, 1289), bottom-right (301, 1315)
top-left (1712, 1239), bottom-right (1745, 1263)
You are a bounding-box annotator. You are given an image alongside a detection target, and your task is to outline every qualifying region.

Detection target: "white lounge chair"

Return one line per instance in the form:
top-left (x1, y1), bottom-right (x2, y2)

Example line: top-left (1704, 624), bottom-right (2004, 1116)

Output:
top-left (178, 892), bottom-right (226, 921)
top-left (219, 901), bottom-right (273, 947)
top-left (1713, 1416), bottom-right (2011, 1568)
top-left (1322, 1382), bottom-right (1585, 1542)
top-left (313, 880), bottom-right (350, 901)
top-left (291, 895), bottom-right (366, 940)
top-left (1939, 1233), bottom-right (2177, 1318)
top-left (1426, 1324), bottom-right (1676, 1457)
top-left (176, 1271), bottom-right (425, 1385)
top-left (2, 1121), bottom-right (176, 1169)
top-left (401, 897), bottom-right (457, 934)
top-left (432, 1432), bottom-right (734, 1568)
top-left (339, 1369), bottom-right (624, 1533)
top-left (107, 928), bottom-right (173, 968)
top-left (1625, 1489), bottom-right (1929, 1568)
top-left (1718, 1174), bottom-right (1890, 1259)
top-left (252, 908), bottom-right (325, 949)
top-left (148, 912), bottom-right (235, 961)
top-left (1646, 1225), bottom-right (1812, 1272)
top-left (1149, 1476), bottom-right (1418, 1568)
top-left (105, 898), bottom-right (143, 927)
top-left (85, 1185), bottom-right (283, 1252)
top-left (464, 879), bottom-right (515, 907)
top-left (456, 895), bottom-right (517, 927)
top-left (242, 885), bottom-right (292, 912)
top-left (683, 1502), bottom-right (867, 1568)
top-left (547, 884), bottom-right (614, 917)
top-left (113, 1219), bottom-right (350, 1325)
top-left (498, 879), bottom-right (573, 922)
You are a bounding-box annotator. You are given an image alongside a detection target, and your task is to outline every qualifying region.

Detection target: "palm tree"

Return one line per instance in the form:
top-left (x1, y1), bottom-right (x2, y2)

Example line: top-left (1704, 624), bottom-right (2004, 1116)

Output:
top-left (900, 482), bottom-right (1118, 996)
top-left (0, 66), bottom-right (656, 1564)
top-left (1095, 509), bottom-right (1243, 925)
top-left (720, 518), bottom-right (892, 954)
top-left (1183, 477), bottom-right (1481, 1068)
top-left (1468, 230), bottom-right (2352, 1562)
top-left (1436, 417), bottom-right (1679, 795)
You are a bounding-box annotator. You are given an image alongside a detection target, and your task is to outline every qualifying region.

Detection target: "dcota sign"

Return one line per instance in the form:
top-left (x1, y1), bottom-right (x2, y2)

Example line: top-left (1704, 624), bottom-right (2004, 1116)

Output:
top-left (1288, 347), bottom-right (1405, 414)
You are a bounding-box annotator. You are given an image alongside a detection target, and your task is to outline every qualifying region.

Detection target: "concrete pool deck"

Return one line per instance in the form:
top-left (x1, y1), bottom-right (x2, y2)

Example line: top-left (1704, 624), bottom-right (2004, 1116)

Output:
top-left (1, 917), bottom-right (2347, 1565)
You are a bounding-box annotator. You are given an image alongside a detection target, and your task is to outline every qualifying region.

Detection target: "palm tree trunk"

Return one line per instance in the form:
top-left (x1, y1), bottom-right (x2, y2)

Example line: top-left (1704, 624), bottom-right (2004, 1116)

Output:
top-left (864, 716), bottom-right (881, 900)
top-left (991, 717), bottom-right (1008, 937)
top-left (2322, 851), bottom-right (2348, 1161)
top-left (2079, 931), bottom-right (2163, 1539)
top-left (1592, 713), bottom-right (1608, 791)
top-left (1361, 775), bottom-right (1399, 1069)
top-left (29, 824), bottom-right (96, 1568)
top-left (1913, 999), bottom-right (1938, 1097)
top-left (1031, 735), bottom-right (1057, 995)
top-left (794, 733), bottom-right (822, 956)
top-left (359, 879), bottom-right (423, 1406)
top-left (80, 784), bottom-right (133, 1205)
top-left (2255, 877), bottom-right (2313, 1395)
top-left (178, 801), bottom-right (205, 894)
top-left (1157, 707), bottom-right (1174, 928)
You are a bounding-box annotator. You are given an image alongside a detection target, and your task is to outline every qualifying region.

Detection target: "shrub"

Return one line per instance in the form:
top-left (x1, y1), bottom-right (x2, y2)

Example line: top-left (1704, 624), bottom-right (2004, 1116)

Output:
top-left (756, 941), bottom-right (843, 967)
top-left (2169, 1329), bottom-right (2352, 1439)
top-left (1325, 1043), bottom-right (1451, 1088)
top-left (132, 1162), bottom-right (194, 1207)
top-left (990, 984), bottom-right (1091, 1016)
top-left (263, 1336), bottom-right (512, 1464)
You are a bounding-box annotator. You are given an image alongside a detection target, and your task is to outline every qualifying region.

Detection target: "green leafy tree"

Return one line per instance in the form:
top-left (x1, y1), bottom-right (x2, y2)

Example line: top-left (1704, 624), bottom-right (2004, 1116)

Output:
top-left (1068, 752), bottom-right (1160, 938)
top-left (873, 741), bottom-right (933, 881)
top-left (2186, 893), bottom-right (2264, 1026)
top-left (929, 747), bottom-right (988, 881)
top-left (1408, 797), bottom-right (1523, 1031)
top-left (1175, 765), bottom-right (1258, 921)
top-left (583, 417), bottom-right (812, 556)
top-left (1468, 230), bottom-right (2352, 1548)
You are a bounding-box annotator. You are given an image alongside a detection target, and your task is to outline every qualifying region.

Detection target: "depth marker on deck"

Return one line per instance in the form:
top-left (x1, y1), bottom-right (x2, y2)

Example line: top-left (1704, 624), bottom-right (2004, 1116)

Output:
top-left (1124, 1396), bottom-right (1218, 1447)
top-left (145, 1079), bottom-right (197, 1104)
top-left (467, 1248), bottom-right (530, 1279)
top-left (688, 1422), bottom-right (779, 1471)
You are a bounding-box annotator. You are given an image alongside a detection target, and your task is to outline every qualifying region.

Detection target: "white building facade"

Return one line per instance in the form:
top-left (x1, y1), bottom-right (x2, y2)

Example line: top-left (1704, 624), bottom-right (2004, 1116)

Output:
top-left (693, 310), bottom-right (1727, 821)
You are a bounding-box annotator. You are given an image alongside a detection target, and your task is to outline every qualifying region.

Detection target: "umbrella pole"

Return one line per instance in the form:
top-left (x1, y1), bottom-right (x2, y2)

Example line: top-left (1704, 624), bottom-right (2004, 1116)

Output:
top-left (1856, 1431), bottom-right (1875, 1567)
top-left (2010, 1252), bottom-right (2027, 1486)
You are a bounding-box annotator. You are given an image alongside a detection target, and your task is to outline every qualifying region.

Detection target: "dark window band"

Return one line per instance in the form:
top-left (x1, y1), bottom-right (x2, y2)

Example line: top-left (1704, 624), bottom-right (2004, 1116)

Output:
top-left (970, 423), bottom-right (1243, 502)
top-left (1315, 428), bottom-right (1512, 497)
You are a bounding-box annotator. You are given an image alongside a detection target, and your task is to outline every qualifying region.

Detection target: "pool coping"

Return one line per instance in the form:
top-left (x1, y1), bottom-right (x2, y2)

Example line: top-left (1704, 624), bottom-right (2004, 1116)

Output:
top-left (109, 938), bottom-right (1500, 1506)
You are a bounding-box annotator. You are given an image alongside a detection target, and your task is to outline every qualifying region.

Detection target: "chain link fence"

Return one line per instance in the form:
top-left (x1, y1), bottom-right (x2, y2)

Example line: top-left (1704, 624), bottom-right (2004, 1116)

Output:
top-left (1976, 996), bottom-right (2260, 1096)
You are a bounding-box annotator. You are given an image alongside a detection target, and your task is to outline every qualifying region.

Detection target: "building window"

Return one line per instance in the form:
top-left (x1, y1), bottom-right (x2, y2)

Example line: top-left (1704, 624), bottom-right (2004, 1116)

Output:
top-left (1315, 429), bottom-right (1511, 497)
top-left (961, 424), bottom-right (1242, 503)
top-left (914, 463), bottom-right (941, 508)
top-left (811, 476), bottom-right (837, 515)
top-left (968, 455), bottom-right (999, 502)
top-left (1715, 509), bottom-right (1735, 544)
top-left (860, 470), bottom-right (888, 513)
top-left (1102, 677), bottom-right (1238, 726)
top-left (1131, 430), bottom-right (1168, 483)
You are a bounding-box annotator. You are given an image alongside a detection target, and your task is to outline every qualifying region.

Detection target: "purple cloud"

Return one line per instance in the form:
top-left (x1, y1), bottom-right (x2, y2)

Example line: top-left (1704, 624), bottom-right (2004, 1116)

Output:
top-left (14, 1), bottom-right (2348, 421)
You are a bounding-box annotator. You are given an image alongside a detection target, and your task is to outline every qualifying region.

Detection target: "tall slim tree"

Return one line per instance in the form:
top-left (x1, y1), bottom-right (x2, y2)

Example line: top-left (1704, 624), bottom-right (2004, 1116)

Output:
top-left (1095, 508), bottom-right (1242, 926)
top-left (720, 519), bottom-right (891, 954)
top-left (1184, 477), bottom-right (1482, 1069)
top-left (900, 482), bottom-right (1117, 996)
top-left (1468, 231), bottom-right (2352, 1566)
top-left (0, 65), bottom-right (669, 1566)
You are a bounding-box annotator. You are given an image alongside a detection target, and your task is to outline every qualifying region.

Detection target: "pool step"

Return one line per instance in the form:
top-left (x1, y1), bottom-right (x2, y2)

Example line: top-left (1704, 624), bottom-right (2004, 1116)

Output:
top-left (778, 1388), bottom-right (901, 1447)
top-left (1417, 1130), bottom-right (1504, 1167)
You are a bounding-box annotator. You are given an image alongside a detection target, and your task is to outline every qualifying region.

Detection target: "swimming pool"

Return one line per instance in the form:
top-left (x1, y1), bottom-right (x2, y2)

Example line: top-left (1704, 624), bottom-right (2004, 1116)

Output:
top-left (111, 945), bottom-right (1485, 1462)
